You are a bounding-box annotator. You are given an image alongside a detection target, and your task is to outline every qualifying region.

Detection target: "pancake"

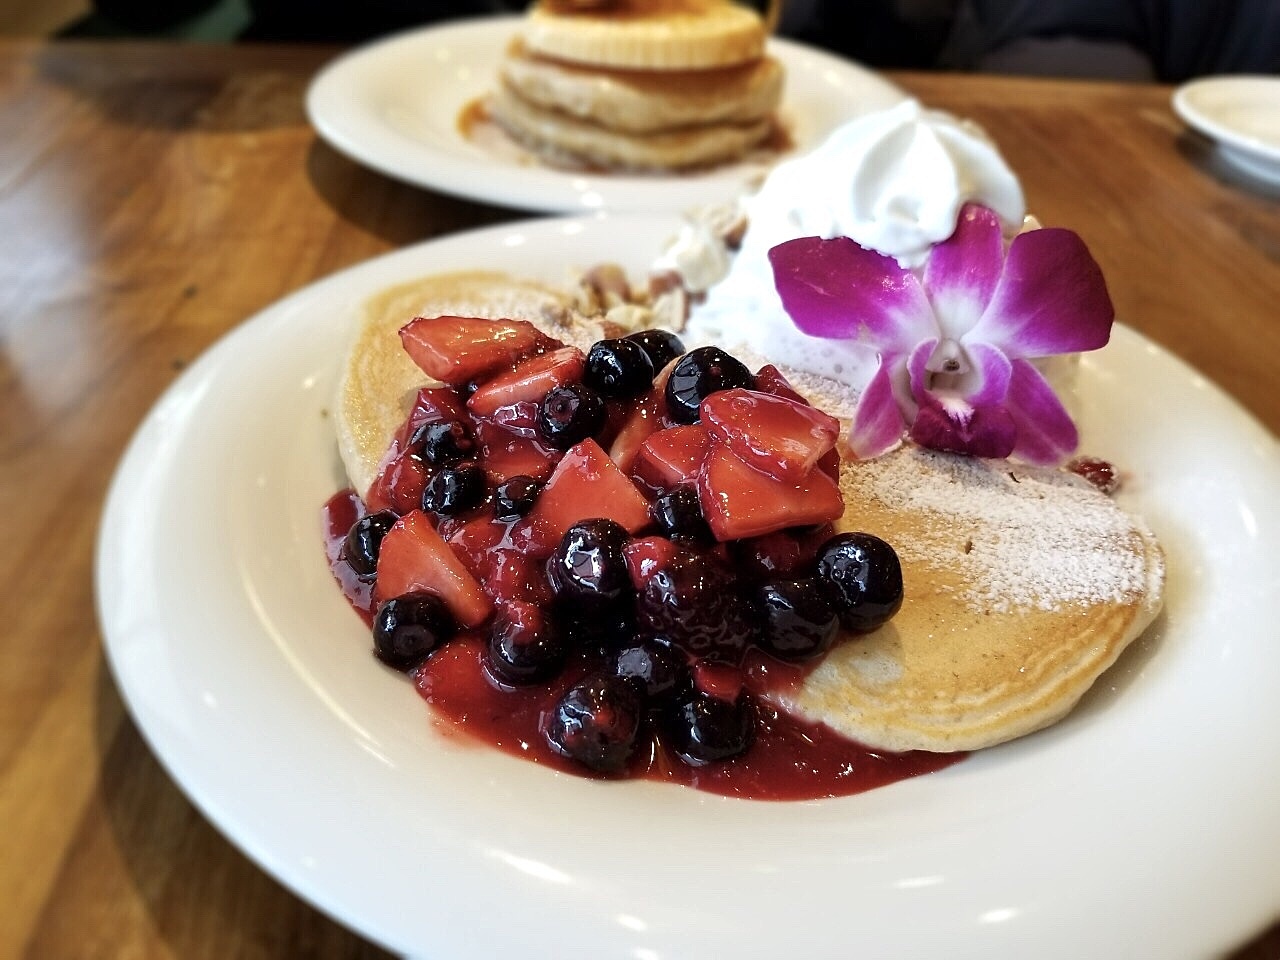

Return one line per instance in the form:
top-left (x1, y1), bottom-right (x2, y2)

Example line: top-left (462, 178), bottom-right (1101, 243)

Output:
top-left (777, 446), bottom-right (1165, 752)
top-left (336, 272), bottom-right (1164, 755)
top-left (499, 40), bottom-right (784, 134)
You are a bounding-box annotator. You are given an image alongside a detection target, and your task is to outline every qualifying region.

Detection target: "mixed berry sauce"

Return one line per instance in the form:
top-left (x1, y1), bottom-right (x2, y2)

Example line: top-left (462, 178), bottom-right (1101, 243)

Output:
top-left (323, 319), bottom-right (965, 801)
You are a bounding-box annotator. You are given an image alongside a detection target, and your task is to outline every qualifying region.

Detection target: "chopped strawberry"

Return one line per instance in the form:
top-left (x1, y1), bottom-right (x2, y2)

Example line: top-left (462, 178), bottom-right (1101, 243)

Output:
top-left (443, 513), bottom-right (505, 578)
top-left (697, 445), bottom-right (843, 541)
top-left (373, 510), bottom-right (493, 628)
top-left (399, 387), bottom-right (470, 446)
top-left (485, 548), bottom-right (554, 607)
top-left (730, 531), bottom-right (804, 580)
top-left (475, 420), bottom-right (560, 483)
top-left (467, 346), bottom-right (585, 418)
top-left (487, 400), bottom-right (540, 438)
top-left (631, 424), bottom-right (711, 494)
top-left (517, 438), bottom-right (651, 550)
top-left (399, 316), bottom-right (548, 385)
top-left (816, 446), bottom-right (841, 483)
top-left (622, 535), bottom-right (680, 589)
top-left (365, 444), bottom-right (431, 515)
top-left (608, 385), bottom-right (666, 474)
top-left (693, 660), bottom-right (745, 702)
top-left (701, 388), bottom-right (840, 484)
top-left (753, 364), bottom-right (810, 406)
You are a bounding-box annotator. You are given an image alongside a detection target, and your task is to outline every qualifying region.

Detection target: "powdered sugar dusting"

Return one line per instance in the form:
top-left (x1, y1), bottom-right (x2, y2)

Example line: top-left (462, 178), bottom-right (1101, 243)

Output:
top-left (843, 446), bottom-right (1151, 613)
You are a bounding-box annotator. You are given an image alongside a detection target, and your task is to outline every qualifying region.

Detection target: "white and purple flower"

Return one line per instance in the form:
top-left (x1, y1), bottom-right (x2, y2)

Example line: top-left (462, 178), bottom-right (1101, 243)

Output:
top-left (768, 203), bottom-right (1114, 464)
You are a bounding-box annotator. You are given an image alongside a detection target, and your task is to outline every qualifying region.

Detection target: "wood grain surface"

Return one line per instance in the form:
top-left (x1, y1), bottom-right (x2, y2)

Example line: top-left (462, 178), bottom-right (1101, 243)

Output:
top-left (1, 38), bottom-right (1276, 960)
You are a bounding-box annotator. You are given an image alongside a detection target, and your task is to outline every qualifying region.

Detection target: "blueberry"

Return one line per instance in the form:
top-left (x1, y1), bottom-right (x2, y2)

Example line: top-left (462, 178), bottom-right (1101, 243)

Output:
top-left (756, 577), bottom-right (840, 661)
top-left (537, 383), bottom-right (608, 449)
top-left (554, 597), bottom-right (637, 654)
top-left (494, 475), bottom-right (542, 521)
top-left (584, 338), bottom-right (655, 399)
top-left (664, 346), bottom-right (756, 424)
top-left (372, 592), bottom-right (456, 669)
top-left (545, 672), bottom-right (645, 773)
top-left (548, 519), bottom-right (632, 603)
top-left (342, 510), bottom-right (398, 581)
top-left (421, 464), bottom-right (488, 516)
top-left (624, 329), bottom-right (685, 372)
top-left (664, 688), bottom-right (755, 766)
top-left (635, 551), bottom-right (758, 663)
top-left (649, 486), bottom-right (713, 544)
top-left (410, 419), bottom-right (476, 467)
top-left (611, 637), bottom-right (690, 705)
top-left (815, 532), bottom-right (904, 632)
top-left (485, 600), bottom-right (567, 685)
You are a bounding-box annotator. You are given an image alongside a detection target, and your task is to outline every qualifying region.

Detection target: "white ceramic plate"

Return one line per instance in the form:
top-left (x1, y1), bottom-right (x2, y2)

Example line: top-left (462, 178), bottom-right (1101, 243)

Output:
top-left (305, 16), bottom-right (906, 213)
top-left (97, 214), bottom-right (1280, 959)
top-left (1172, 75), bottom-right (1280, 184)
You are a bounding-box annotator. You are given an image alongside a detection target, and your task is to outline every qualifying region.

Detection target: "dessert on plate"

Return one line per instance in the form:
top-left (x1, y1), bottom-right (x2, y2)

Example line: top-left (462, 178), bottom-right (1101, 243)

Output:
top-left (485, 0), bottom-right (786, 171)
top-left (323, 100), bottom-right (1165, 798)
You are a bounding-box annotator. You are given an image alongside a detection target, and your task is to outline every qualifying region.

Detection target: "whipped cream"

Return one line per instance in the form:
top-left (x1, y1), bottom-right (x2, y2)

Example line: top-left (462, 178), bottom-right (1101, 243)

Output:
top-left (678, 99), bottom-right (1025, 391)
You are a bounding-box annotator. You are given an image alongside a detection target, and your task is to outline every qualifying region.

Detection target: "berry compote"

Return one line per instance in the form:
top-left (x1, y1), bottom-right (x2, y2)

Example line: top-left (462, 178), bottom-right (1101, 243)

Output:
top-left (323, 315), bottom-right (963, 800)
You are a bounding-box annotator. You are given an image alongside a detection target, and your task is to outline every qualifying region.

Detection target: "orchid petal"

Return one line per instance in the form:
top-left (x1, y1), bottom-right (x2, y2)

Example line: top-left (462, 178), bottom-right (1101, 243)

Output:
top-left (848, 357), bottom-right (907, 459)
top-left (770, 237), bottom-right (935, 352)
top-left (923, 204), bottom-right (1005, 342)
top-left (1005, 359), bottom-right (1079, 464)
top-left (962, 341), bottom-right (1013, 407)
top-left (909, 395), bottom-right (1018, 459)
top-left (906, 338), bottom-right (938, 406)
top-left (968, 228), bottom-right (1114, 358)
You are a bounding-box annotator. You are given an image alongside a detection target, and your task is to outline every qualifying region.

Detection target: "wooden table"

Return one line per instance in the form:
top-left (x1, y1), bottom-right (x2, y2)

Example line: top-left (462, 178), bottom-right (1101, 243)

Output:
top-left (2, 38), bottom-right (1277, 959)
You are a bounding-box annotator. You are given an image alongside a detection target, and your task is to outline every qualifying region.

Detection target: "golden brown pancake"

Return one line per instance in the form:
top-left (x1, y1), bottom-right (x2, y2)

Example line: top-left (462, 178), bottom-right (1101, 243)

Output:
top-left (336, 274), bottom-right (1165, 755)
top-left (777, 445), bottom-right (1164, 752)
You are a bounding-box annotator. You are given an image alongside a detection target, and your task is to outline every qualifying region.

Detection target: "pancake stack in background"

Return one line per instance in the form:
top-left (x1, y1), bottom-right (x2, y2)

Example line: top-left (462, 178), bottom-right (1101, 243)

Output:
top-left (490, 0), bottom-right (785, 171)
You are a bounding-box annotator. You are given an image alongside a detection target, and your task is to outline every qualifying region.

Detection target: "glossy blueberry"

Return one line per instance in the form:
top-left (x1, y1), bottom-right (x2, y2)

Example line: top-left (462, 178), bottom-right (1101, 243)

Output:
top-left (372, 592), bottom-right (456, 669)
top-left (649, 486), bottom-right (713, 544)
top-left (420, 464), bottom-right (488, 516)
top-left (493, 475), bottom-right (542, 521)
top-left (635, 550), bottom-right (758, 663)
top-left (485, 600), bottom-right (567, 685)
top-left (342, 510), bottom-right (398, 581)
top-left (665, 687), bottom-right (755, 766)
top-left (664, 346), bottom-right (755, 424)
top-left (584, 338), bottom-right (655, 399)
top-left (545, 672), bottom-right (645, 774)
top-left (554, 597), bottom-right (637, 654)
top-left (815, 532), bottom-right (904, 632)
top-left (623, 329), bottom-right (685, 372)
top-left (756, 577), bottom-right (840, 661)
top-left (410, 419), bottom-right (476, 467)
top-left (611, 637), bottom-right (690, 705)
top-left (536, 383), bottom-right (608, 449)
top-left (548, 519), bottom-right (632, 603)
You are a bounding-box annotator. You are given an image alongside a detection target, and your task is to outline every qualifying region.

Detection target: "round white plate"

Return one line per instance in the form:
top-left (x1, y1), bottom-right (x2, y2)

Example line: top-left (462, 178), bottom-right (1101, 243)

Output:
top-left (1173, 75), bottom-right (1280, 184)
top-left (305, 16), bottom-right (906, 213)
top-left (97, 214), bottom-right (1280, 959)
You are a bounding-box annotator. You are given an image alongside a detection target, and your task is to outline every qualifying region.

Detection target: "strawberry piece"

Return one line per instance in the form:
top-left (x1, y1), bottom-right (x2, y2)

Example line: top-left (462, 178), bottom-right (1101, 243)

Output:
top-left (622, 536), bottom-right (680, 589)
top-left (693, 660), bottom-right (745, 702)
top-left (730, 531), bottom-right (804, 580)
top-left (518, 438), bottom-right (651, 549)
top-left (475, 420), bottom-right (560, 483)
top-left (631, 424), bottom-right (711, 494)
top-left (697, 445), bottom-right (843, 541)
top-left (399, 387), bottom-right (470, 445)
top-left (374, 510), bottom-right (493, 628)
top-left (487, 400), bottom-right (540, 438)
top-left (753, 364), bottom-right (811, 406)
top-left (816, 446), bottom-right (841, 483)
top-left (701, 388), bottom-right (840, 484)
top-left (608, 385), bottom-right (667, 474)
top-left (365, 444), bottom-right (431, 515)
top-left (399, 316), bottom-right (547, 385)
top-left (467, 346), bottom-right (585, 418)
top-left (443, 513), bottom-right (505, 578)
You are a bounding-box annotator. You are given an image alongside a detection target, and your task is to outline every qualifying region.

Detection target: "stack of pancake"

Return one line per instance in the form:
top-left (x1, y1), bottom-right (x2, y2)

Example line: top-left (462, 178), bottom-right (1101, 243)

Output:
top-left (489, 0), bottom-right (785, 171)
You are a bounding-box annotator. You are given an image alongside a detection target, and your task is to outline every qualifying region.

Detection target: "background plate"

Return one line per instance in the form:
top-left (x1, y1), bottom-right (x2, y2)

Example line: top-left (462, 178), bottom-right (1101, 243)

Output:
top-left (97, 214), bottom-right (1280, 959)
top-left (305, 16), bottom-right (906, 213)
top-left (1173, 76), bottom-right (1280, 184)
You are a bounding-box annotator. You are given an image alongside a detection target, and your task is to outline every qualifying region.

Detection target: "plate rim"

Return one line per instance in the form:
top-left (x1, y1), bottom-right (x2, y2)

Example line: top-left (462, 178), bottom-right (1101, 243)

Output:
top-left (1172, 74), bottom-right (1280, 172)
top-left (96, 212), bottom-right (1280, 960)
top-left (303, 14), bottom-right (907, 213)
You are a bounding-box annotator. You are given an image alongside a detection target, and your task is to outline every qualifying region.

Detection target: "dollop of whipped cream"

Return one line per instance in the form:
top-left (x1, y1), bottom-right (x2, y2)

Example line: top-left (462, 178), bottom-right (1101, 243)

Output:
top-left (678, 98), bottom-right (1026, 392)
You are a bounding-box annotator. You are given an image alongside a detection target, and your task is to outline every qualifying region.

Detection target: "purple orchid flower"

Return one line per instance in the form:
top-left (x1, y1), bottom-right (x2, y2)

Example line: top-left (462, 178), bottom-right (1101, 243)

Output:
top-left (767, 203), bottom-right (1114, 464)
